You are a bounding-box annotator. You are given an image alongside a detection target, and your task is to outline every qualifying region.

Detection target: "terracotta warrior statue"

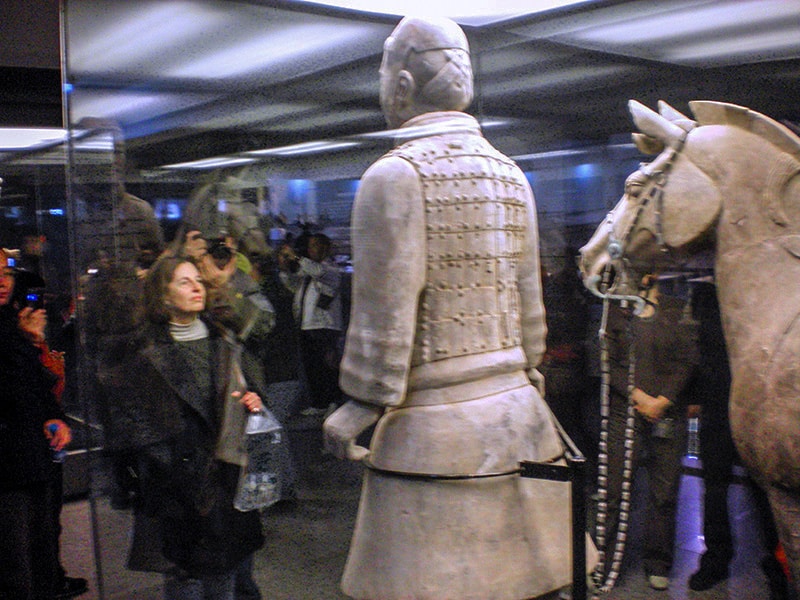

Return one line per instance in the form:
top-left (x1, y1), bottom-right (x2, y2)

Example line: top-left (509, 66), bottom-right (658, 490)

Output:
top-left (324, 16), bottom-right (587, 599)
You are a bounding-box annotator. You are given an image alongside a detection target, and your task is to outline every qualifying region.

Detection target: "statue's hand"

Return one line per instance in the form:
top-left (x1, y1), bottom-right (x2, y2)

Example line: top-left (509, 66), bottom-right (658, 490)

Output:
top-left (527, 367), bottom-right (545, 398)
top-left (323, 400), bottom-right (382, 461)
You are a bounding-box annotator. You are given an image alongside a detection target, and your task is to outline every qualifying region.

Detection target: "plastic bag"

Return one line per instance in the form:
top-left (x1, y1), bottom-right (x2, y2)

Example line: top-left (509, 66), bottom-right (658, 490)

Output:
top-left (233, 409), bottom-right (284, 511)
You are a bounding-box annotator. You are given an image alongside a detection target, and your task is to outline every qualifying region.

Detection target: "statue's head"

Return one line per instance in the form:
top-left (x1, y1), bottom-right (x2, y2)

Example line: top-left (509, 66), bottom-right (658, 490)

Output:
top-left (380, 16), bottom-right (473, 129)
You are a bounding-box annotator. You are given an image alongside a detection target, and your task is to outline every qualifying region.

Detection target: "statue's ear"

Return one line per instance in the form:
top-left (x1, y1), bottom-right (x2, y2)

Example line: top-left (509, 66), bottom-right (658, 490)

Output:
top-left (395, 70), bottom-right (416, 110)
top-left (660, 157), bottom-right (722, 250)
top-left (632, 133), bottom-right (664, 155)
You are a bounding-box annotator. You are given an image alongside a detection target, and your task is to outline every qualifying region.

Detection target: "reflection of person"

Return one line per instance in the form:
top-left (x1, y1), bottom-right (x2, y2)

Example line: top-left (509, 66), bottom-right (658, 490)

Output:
top-left (686, 280), bottom-right (789, 597)
top-left (598, 275), bottom-right (699, 592)
top-left (324, 16), bottom-right (578, 599)
top-left (540, 259), bottom-right (593, 484)
top-left (128, 256), bottom-right (266, 599)
top-left (0, 248), bottom-right (79, 599)
top-left (685, 280), bottom-right (735, 590)
top-left (77, 118), bottom-right (165, 510)
top-left (279, 234), bottom-right (342, 415)
top-left (252, 247), bottom-right (300, 385)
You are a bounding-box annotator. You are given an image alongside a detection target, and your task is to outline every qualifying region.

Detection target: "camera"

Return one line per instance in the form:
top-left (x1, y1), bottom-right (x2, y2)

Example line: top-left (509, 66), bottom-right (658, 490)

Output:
top-left (207, 238), bottom-right (234, 262)
top-left (25, 287), bottom-right (46, 310)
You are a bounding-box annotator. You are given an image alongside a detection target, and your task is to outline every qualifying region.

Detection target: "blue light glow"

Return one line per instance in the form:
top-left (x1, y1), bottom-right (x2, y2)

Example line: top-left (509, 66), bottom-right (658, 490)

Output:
top-left (573, 163), bottom-right (597, 179)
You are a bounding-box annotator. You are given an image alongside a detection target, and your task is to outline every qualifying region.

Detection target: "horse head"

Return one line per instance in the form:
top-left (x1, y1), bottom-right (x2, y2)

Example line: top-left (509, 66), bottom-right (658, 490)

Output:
top-left (579, 100), bottom-right (724, 296)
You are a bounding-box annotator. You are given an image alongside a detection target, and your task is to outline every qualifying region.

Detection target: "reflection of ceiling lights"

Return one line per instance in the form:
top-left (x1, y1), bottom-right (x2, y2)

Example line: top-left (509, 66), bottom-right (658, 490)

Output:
top-left (0, 128), bottom-right (69, 151)
top-left (296, 0), bottom-right (590, 24)
top-left (511, 0), bottom-right (800, 67)
top-left (359, 118), bottom-right (509, 139)
top-left (0, 128), bottom-right (117, 153)
top-left (167, 23), bottom-right (371, 79)
top-left (246, 140), bottom-right (360, 157)
top-left (159, 118), bottom-right (513, 169)
top-left (161, 157), bottom-right (258, 170)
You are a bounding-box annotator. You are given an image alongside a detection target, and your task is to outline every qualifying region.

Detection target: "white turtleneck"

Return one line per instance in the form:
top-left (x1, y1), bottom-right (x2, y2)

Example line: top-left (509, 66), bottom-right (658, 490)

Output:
top-left (168, 318), bottom-right (209, 342)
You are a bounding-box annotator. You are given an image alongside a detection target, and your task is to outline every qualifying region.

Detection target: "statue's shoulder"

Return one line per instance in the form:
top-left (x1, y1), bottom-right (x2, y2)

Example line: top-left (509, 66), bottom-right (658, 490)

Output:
top-left (362, 150), bottom-right (420, 185)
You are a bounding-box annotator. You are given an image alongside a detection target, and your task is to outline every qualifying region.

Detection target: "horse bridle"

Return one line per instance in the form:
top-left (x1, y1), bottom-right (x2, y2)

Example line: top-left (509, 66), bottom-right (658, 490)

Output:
top-left (607, 136), bottom-right (687, 266)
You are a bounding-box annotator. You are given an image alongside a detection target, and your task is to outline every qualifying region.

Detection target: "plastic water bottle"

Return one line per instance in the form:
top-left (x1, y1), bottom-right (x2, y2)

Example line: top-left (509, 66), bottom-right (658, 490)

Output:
top-left (233, 410), bottom-right (283, 511)
top-left (47, 423), bottom-right (68, 463)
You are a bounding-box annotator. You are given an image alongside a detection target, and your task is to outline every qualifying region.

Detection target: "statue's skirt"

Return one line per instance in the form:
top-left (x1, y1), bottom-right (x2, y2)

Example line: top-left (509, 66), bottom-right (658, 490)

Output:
top-left (341, 379), bottom-right (596, 600)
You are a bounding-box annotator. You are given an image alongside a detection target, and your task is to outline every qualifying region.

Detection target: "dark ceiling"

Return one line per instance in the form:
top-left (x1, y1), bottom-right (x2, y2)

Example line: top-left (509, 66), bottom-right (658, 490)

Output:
top-left (3, 0), bottom-right (800, 176)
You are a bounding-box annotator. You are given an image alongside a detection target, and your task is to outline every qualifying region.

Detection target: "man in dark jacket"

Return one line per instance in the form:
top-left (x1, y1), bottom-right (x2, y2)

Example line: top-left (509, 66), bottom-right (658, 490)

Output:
top-left (596, 274), bottom-right (700, 592)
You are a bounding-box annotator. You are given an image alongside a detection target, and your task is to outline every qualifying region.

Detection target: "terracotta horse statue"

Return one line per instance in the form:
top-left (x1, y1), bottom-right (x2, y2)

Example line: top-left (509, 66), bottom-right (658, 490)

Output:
top-left (578, 99), bottom-right (800, 593)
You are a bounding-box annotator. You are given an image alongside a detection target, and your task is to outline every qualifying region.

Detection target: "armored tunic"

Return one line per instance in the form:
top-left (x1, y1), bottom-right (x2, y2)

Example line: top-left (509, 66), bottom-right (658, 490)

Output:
top-left (395, 132), bottom-right (530, 367)
top-left (339, 112), bottom-right (586, 599)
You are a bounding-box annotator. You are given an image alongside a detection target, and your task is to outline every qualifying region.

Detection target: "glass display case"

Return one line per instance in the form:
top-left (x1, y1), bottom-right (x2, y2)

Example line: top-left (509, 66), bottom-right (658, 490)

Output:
top-left (7, 1), bottom-right (743, 597)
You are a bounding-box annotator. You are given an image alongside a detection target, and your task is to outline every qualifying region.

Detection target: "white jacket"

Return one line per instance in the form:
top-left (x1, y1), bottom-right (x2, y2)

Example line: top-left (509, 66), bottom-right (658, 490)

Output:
top-left (281, 257), bottom-right (342, 331)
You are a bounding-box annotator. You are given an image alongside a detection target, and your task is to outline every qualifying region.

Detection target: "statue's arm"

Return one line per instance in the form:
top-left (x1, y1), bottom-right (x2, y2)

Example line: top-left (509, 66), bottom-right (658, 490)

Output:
top-left (338, 156), bottom-right (426, 407)
top-left (517, 175), bottom-right (548, 379)
top-left (325, 156), bottom-right (426, 460)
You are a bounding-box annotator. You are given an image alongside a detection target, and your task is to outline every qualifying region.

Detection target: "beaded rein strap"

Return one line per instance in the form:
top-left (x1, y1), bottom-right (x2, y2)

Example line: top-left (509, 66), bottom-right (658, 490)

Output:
top-left (591, 292), bottom-right (638, 597)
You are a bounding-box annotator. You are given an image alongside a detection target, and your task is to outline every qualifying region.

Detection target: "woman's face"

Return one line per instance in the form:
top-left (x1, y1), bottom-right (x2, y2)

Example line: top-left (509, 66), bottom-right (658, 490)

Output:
top-left (165, 261), bottom-right (205, 323)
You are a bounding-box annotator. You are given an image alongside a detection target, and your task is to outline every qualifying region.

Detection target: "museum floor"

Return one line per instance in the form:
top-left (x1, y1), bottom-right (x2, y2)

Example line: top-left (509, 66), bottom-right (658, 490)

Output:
top-left (59, 417), bottom-right (791, 600)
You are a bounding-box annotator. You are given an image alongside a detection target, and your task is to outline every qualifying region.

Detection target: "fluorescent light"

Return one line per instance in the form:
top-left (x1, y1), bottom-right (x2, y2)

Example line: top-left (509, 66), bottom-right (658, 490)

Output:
top-left (69, 1), bottom-right (225, 74)
top-left (540, 0), bottom-right (800, 67)
top-left (168, 23), bottom-right (372, 79)
top-left (71, 135), bottom-right (115, 152)
top-left (665, 26), bottom-right (800, 66)
top-left (161, 157), bottom-right (258, 170)
top-left (246, 140), bottom-right (360, 157)
top-left (70, 90), bottom-right (217, 125)
top-left (295, 0), bottom-right (591, 24)
top-left (512, 143), bottom-right (635, 162)
top-left (0, 128), bottom-right (68, 151)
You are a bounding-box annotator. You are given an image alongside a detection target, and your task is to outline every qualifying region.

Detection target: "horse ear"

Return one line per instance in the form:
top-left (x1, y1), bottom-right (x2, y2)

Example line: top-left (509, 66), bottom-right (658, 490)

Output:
top-left (657, 101), bottom-right (696, 133)
top-left (632, 133), bottom-right (664, 155)
top-left (629, 100), bottom-right (686, 148)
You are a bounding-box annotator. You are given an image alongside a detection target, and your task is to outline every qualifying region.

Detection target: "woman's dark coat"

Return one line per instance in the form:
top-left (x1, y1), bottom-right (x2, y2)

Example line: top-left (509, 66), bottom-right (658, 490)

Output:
top-left (126, 319), bottom-right (264, 576)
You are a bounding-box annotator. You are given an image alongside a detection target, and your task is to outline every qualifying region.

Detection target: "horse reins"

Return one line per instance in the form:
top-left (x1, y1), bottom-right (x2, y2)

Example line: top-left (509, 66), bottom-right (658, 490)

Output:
top-left (591, 269), bottom-right (639, 597)
top-left (590, 136), bottom-right (686, 597)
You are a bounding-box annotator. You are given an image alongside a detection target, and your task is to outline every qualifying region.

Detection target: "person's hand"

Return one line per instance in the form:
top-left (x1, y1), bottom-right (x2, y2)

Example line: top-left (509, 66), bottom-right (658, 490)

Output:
top-left (631, 388), bottom-right (671, 422)
top-left (182, 230), bottom-right (208, 261)
top-left (196, 252), bottom-right (236, 289)
top-left (18, 306), bottom-right (47, 343)
top-left (232, 390), bottom-right (263, 413)
top-left (44, 419), bottom-right (72, 451)
top-left (323, 400), bottom-right (382, 461)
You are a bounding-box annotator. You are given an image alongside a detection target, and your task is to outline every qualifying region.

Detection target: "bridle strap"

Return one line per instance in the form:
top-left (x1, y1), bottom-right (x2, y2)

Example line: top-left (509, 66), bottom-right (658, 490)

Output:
top-left (609, 136), bottom-right (687, 262)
